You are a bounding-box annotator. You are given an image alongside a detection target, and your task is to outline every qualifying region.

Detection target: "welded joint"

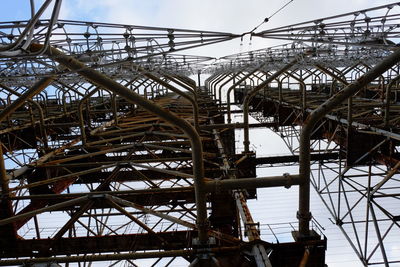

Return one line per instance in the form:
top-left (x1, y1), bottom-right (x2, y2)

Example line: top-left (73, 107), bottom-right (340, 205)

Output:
top-left (88, 194), bottom-right (106, 199)
top-left (192, 237), bottom-right (216, 246)
top-left (244, 222), bottom-right (260, 237)
top-left (296, 211), bottom-right (312, 222)
top-left (283, 172), bottom-right (293, 189)
top-left (33, 43), bottom-right (210, 244)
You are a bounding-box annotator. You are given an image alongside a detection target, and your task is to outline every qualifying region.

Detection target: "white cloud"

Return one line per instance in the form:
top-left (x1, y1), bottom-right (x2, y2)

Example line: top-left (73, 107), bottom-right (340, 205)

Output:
top-left (58, 0), bottom-right (391, 58)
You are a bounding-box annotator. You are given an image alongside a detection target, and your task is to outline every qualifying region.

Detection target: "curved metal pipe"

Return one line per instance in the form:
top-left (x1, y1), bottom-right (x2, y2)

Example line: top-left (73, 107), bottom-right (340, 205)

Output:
top-left (162, 73), bottom-right (200, 131)
top-left (0, 77), bottom-right (55, 123)
top-left (78, 88), bottom-right (100, 145)
top-left (218, 72), bottom-right (242, 107)
top-left (226, 67), bottom-right (261, 123)
top-left (385, 75), bottom-right (400, 127)
top-left (206, 72), bottom-right (224, 94)
top-left (32, 43), bottom-right (209, 244)
top-left (212, 73), bottom-right (231, 101)
top-left (0, 83), bottom-right (48, 148)
top-left (0, 0), bottom-right (53, 53)
top-left (298, 48), bottom-right (400, 238)
top-left (243, 57), bottom-right (303, 153)
top-left (278, 75), bottom-right (286, 104)
top-left (285, 71), bottom-right (307, 112)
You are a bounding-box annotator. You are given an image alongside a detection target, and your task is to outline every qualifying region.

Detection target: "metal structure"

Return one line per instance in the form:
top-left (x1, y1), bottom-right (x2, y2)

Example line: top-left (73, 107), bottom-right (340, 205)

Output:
top-left (1, 1), bottom-right (400, 266)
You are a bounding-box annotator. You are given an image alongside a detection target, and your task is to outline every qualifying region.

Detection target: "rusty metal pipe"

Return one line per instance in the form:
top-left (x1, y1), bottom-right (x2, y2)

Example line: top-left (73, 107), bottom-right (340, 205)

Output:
top-left (212, 73), bottom-right (231, 101)
top-left (32, 43), bottom-right (209, 244)
top-left (78, 88), bottom-right (100, 145)
top-left (203, 174), bottom-right (300, 192)
top-left (243, 57), bottom-right (303, 152)
top-left (206, 73), bottom-right (223, 94)
top-left (0, 76), bottom-right (55, 123)
top-left (285, 71), bottom-right (307, 112)
top-left (218, 72), bottom-right (241, 107)
top-left (385, 75), bottom-right (400, 127)
top-left (9, 174), bottom-right (298, 201)
top-left (298, 48), bottom-right (400, 237)
top-left (162, 73), bottom-right (200, 131)
top-left (227, 67), bottom-right (261, 123)
top-left (111, 93), bottom-right (118, 124)
top-left (0, 247), bottom-right (240, 265)
top-left (0, 83), bottom-right (48, 148)
top-left (200, 122), bottom-right (276, 130)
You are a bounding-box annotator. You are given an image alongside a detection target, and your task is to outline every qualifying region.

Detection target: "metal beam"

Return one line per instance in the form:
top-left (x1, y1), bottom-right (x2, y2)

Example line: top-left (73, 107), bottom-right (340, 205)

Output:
top-left (298, 48), bottom-right (400, 238)
top-left (0, 247), bottom-right (240, 266)
top-left (243, 55), bottom-right (305, 153)
top-left (30, 43), bottom-right (210, 244)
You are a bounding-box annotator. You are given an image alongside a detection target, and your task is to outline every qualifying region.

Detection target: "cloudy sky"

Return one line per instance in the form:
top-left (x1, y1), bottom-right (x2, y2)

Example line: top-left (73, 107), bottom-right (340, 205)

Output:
top-left (2, 0), bottom-right (394, 58)
top-left (62, 0), bottom-right (395, 58)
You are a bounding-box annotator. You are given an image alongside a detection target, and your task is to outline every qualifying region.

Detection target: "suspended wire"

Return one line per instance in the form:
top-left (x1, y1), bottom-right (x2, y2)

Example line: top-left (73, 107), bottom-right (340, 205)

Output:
top-left (268, 0), bottom-right (295, 22)
top-left (247, 0), bottom-right (294, 34)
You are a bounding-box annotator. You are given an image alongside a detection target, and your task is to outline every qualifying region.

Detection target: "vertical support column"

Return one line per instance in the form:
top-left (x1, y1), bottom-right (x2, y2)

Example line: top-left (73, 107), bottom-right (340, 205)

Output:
top-left (0, 76), bottom-right (55, 123)
top-left (218, 72), bottom-right (241, 107)
top-left (211, 120), bottom-right (272, 267)
top-left (33, 43), bottom-right (210, 244)
top-left (0, 144), bottom-right (9, 197)
top-left (197, 71), bottom-right (202, 89)
top-left (298, 48), bottom-right (400, 238)
top-left (385, 75), bottom-right (400, 127)
top-left (0, 142), bottom-right (16, 241)
top-left (226, 66), bottom-right (261, 123)
top-left (212, 73), bottom-right (231, 101)
top-left (243, 57), bottom-right (303, 153)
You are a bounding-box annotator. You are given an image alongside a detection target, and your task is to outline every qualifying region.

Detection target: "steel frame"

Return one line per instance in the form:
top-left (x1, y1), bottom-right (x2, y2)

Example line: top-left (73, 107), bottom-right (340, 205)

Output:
top-left (228, 60), bottom-right (400, 266)
top-left (4, 2), bottom-right (400, 266)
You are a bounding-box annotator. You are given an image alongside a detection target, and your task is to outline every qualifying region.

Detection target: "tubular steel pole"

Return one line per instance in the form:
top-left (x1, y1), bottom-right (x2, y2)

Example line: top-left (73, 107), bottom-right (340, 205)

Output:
top-left (226, 67), bottom-right (262, 123)
top-left (198, 71), bottom-right (201, 89)
top-left (298, 48), bottom-right (400, 238)
top-left (162, 73), bottom-right (200, 131)
top-left (203, 174), bottom-right (300, 191)
top-left (218, 72), bottom-right (241, 106)
top-left (385, 75), bottom-right (400, 127)
top-left (0, 76), bottom-right (55, 123)
top-left (137, 70), bottom-right (200, 131)
top-left (78, 88), bottom-right (100, 145)
top-left (0, 247), bottom-right (240, 266)
top-left (212, 73), bottom-right (230, 101)
top-left (208, 72), bottom-right (225, 96)
top-left (8, 174), bottom-right (299, 202)
top-left (285, 71), bottom-right (307, 112)
top-left (31, 43), bottom-right (209, 244)
top-left (243, 56), bottom-right (304, 153)
top-left (0, 145), bottom-right (8, 196)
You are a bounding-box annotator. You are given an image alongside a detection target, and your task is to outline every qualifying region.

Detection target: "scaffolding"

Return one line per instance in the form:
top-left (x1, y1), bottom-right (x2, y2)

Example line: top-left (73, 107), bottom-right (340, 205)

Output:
top-left (1, 1), bottom-right (400, 266)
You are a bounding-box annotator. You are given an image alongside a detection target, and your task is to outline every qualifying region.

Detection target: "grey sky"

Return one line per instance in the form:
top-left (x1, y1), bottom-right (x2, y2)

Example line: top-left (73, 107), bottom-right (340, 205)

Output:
top-left (59, 0), bottom-right (391, 58)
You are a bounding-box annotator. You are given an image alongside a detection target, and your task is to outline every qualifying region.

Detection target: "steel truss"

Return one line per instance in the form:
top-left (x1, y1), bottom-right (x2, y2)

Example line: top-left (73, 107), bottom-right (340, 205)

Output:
top-left (0, 17), bottom-right (323, 267)
top-left (225, 57), bottom-right (400, 266)
top-left (3, 1), bottom-right (400, 266)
